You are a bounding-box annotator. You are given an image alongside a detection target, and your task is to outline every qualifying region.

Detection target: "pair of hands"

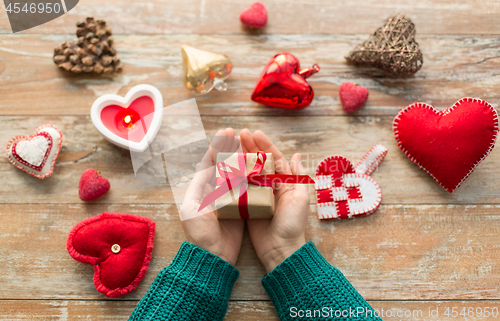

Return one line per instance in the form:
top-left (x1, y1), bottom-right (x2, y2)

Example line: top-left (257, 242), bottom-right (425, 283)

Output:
top-left (180, 128), bottom-right (310, 273)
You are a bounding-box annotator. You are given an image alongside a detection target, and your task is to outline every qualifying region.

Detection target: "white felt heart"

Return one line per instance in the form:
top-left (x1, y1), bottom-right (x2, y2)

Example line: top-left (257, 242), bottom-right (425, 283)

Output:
top-left (6, 124), bottom-right (63, 179)
top-left (15, 136), bottom-right (49, 166)
top-left (316, 173), bottom-right (382, 219)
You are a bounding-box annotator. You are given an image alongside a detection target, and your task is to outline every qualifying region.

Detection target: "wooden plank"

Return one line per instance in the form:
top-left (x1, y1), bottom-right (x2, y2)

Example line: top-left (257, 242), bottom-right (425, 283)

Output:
top-left (2, 300), bottom-right (500, 320)
top-left (1, 115), bottom-right (499, 205)
top-left (1, 0), bottom-right (500, 35)
top-left (1, 34), bottom-right (500, 116)
top-left (1, 204), bottom-right (500, 301)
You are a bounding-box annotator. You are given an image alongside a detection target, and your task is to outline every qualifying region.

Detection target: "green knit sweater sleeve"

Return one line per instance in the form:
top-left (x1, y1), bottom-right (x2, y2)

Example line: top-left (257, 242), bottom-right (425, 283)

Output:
top-left (129, 241), bottom-right (239, 321)
top-left (262, 242), bottom-right (383, 321)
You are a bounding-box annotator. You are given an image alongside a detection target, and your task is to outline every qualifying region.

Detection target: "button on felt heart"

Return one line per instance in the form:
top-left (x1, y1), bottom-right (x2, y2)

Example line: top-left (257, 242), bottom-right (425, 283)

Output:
top-left (315, 144), bottom-right (387, 220)
top-left (6, 124), bottom-right (63, 179)
top-left (251, 53), bottom-right (320, 110)
top-left (393, 98), bottom-right (498, 193)
top-left (67, 212), bottom-right (156, 298)
top-left (91, 84), bottom-right (163, 152)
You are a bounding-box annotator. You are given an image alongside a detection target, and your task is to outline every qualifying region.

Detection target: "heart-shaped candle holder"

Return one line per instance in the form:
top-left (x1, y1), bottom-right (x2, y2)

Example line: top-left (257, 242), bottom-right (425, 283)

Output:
top-left (91, 84), bottom-right (163, 152)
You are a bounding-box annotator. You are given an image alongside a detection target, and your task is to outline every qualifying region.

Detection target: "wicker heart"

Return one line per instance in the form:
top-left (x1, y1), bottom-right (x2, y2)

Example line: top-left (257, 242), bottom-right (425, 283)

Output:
top-left (315, 145), bottom-right (387, 220)
top-left (393, 98), bottom-right (498, 192)
top-left (6, 124), bottom-right (63, 179)
top-left (67, 212), bottom-right (155, 298)
top-left (346, 14), bottom-right (423, 76)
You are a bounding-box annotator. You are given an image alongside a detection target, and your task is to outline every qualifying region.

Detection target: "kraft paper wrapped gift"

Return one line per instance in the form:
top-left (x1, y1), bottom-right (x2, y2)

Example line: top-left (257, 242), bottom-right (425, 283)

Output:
top-left (215, 152), bottom-right (275, 219)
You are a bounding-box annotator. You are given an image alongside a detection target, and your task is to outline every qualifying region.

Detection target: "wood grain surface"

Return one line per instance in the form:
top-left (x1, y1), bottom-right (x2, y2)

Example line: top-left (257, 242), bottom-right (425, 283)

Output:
top-left (1, 0), bottom-right (500, 319)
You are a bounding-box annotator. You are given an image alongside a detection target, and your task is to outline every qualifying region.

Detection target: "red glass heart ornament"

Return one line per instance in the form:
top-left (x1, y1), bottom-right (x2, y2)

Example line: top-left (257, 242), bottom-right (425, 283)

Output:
top-left (393, 98), bottom-right (498, 193)
top-left (67, 212), bottom-right (155, 297)
top-left (251, 53), bottom-right (320, 110)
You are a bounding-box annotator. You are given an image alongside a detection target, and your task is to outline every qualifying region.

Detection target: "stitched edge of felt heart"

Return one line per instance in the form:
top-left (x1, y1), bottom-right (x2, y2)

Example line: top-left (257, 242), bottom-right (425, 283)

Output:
top-left (315, 155), bottom-right (383, 220)
top-left (66, 212), bottom-right (156, 298)
top-left (6, 124), bottom-right (63, 179)
top-left (393, 97), bottom-right (499, 193)
top-left (316, 172), bottom-right (382, 220)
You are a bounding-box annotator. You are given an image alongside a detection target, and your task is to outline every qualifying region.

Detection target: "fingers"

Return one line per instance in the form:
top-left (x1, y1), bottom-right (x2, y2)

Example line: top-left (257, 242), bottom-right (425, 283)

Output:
top-left (253, 130), bottom-right (291, 175)
top-left (240, 128), bottom-right (259, 153)
top-left (185, 162), bottom-right (214, 201)
top-left (290, 153), bottom-right (308, 175)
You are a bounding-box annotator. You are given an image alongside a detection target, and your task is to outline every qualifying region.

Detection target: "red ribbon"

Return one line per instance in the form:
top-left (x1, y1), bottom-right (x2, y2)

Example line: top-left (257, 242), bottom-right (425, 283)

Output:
top-left (198, 151), bottom-right (314, 219)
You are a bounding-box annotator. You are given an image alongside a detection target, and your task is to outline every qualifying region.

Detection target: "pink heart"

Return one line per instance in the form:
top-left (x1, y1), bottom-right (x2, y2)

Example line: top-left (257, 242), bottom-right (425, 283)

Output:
top-left (240, 2), bottom-right (267, 28)
top-left (339, 82), bottom-right (369, 113)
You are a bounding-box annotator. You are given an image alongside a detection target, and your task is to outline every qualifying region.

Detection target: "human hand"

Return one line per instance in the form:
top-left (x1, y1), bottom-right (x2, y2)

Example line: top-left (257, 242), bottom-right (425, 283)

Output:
top-left (179, 128), bottom-right (244, 265)
top-left (240, 129), bottom-right (311, 273)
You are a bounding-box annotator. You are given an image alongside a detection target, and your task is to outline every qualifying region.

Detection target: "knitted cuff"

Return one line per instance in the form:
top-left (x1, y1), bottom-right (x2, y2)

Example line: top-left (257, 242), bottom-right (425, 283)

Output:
top-left (261, 241), bottom-right (333, 313)
top-left (167, 241), bottom-right (240, 299)
top-left (261, 242), bottom-right (381, 320)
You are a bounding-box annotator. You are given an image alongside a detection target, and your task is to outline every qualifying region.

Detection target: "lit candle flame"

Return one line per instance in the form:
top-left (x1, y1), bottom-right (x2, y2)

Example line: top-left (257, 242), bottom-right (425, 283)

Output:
top-left (124, 115), bottom-right (132, 124)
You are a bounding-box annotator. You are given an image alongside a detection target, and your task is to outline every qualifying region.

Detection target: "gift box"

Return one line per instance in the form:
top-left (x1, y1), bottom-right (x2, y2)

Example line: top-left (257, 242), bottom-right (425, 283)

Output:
top-left (215, 152), bottom-right (275, 219)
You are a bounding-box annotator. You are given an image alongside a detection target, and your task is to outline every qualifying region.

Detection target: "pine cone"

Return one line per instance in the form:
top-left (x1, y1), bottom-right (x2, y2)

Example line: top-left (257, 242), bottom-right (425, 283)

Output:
top-left (53, 17), bottom-right (123, 74)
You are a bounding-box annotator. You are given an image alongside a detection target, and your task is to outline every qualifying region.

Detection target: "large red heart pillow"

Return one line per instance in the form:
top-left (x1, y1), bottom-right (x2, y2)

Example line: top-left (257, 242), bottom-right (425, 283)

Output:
top-left (393, 98), bottom-right (498, 193)
top-left (67, 212), bottom-right (155, 297)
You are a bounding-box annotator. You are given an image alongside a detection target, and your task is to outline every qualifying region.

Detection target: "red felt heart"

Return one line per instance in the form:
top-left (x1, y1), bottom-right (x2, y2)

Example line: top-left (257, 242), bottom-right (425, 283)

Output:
top-left (393, 98), bottom-right (498, 193)
top-left (339, 82), bottom-right (369, 113)
top-left (67, 212), bottom-right (155, 297)
top-left (79, 169), bottom-right (111, 201)
top-left (100, 96), bottom-right (155, 143)
top-left (251, 53), bottom-right (320, 110)
top-left (240, 2), bottom-right (267, 28)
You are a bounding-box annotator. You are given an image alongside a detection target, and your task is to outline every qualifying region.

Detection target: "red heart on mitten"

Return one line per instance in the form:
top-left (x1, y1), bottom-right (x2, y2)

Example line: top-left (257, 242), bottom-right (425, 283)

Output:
top-left (240, 2), bottom-right (268, 28)
top-left (315, 145), bottom-right (387, 220)
top-left (67, 213), bottom-right (155, 297)
top-left (79, 169), bottom-right (110, 201)
top-left (339, 82), bottom-right (369, 113)
top-left (393, 98), bottom-right (498, 192)
top-left (251, 53), bottom-right (320, 110)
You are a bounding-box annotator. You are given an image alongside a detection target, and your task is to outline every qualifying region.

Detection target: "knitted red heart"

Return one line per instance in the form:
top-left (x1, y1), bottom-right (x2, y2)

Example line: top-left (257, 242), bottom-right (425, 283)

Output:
top-left (67, 213), bottom-right (155, 297)
top-left (251, 53), bottom-right (320, 110)
top-left (393, 98), bottom-right (498, 193)
top-left (240, 2), bottom-right (267, 28)
top-left (339, 82), bottom-right (369, 113)
top-left (315, 145), bottom-right (387, 220)
top-left (6, 124), bottom-right (63, 179)
top-left (79, 169), bottom-right (110, 201)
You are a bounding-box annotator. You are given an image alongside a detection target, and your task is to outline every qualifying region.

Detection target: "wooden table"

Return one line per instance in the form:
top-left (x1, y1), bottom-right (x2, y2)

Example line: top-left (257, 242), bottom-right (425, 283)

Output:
top-left (1, 0), bottom-right (500, 319)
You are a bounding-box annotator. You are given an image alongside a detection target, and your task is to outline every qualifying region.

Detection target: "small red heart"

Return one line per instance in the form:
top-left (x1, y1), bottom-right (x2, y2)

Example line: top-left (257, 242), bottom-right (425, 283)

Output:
top-left (251, 53), bottom-right (320, 110)
top-left (79, 169), bottom-right (110, 201)
top-left (240, 2), bottom-right (267, 28)
top-left (67, 213), bottom-right (155, 298)
top-left (393, 98), bottom-right (499, 192)
top-left (339, 82), bottom-right (369, 113)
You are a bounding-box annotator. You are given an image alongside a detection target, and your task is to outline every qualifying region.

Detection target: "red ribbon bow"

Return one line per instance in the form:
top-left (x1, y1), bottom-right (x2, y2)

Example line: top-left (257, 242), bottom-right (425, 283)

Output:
top-left (198, 151), bottom-right (314, 219)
